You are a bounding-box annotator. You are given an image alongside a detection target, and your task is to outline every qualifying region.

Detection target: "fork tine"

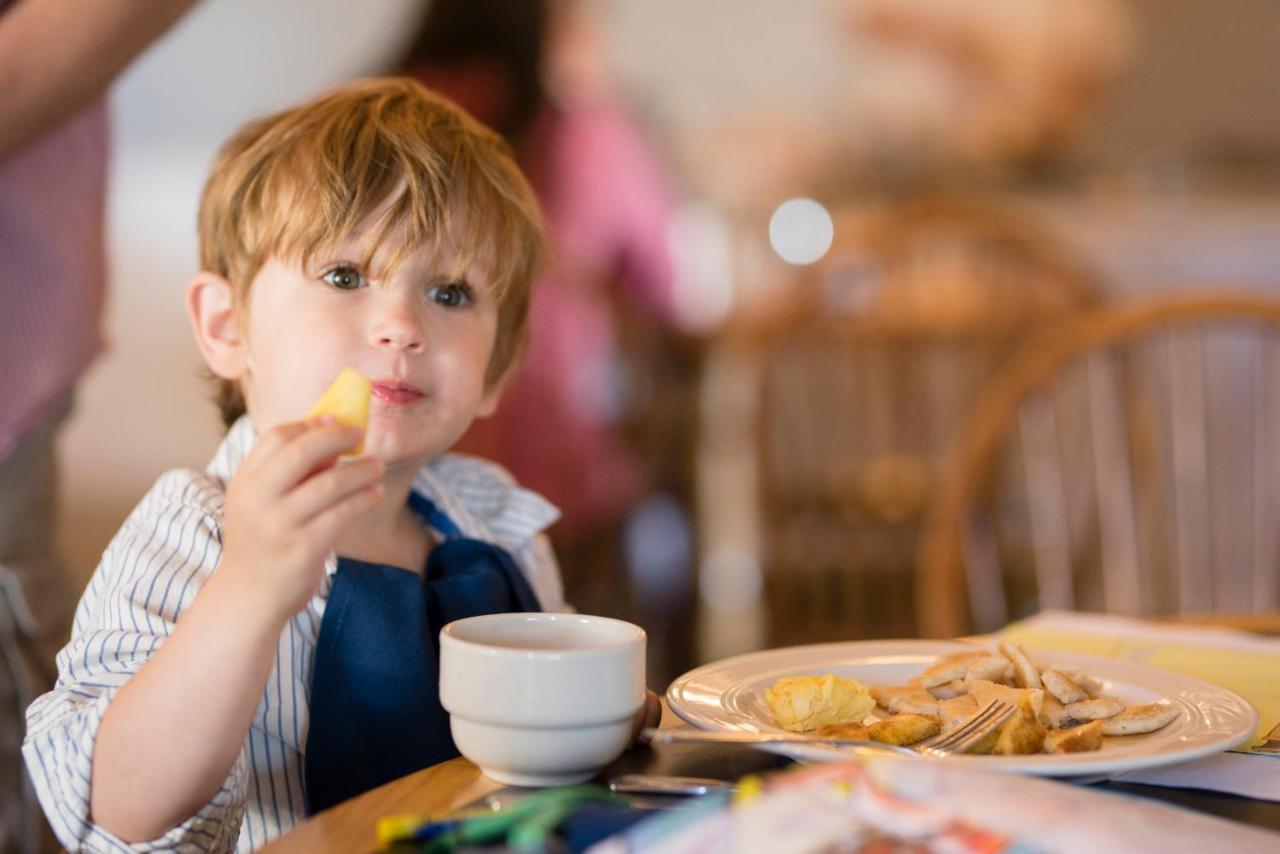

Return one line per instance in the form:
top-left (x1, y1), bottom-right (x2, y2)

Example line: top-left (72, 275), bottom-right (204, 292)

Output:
top-left (940, 702), bottom-right (1016, 754)
top-left (918, 699), bottom-right (1006, 750)
top-left (917, 700), bottom-right (1015, 755)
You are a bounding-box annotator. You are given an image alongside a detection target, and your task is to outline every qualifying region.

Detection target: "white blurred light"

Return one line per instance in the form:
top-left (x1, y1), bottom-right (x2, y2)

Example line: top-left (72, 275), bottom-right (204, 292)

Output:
top-left (768, 197), bottom-right (833, 265)
top-left (668, 201), bottom-right (734, 329)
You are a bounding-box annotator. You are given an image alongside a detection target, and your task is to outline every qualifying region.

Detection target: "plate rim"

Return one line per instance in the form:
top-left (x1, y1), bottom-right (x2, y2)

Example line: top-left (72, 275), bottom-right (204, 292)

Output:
top-left (665, 638), bottom-right (1260, 777)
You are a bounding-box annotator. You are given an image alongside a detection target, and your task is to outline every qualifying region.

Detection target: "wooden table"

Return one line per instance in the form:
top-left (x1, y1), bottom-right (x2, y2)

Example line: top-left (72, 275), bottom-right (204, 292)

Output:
top-left (261, 737), bottom-right (791, 853)
top-left (264, 706), bottom-right (1280, 852)
top-left (265, 613), bottom-right (1280, 851)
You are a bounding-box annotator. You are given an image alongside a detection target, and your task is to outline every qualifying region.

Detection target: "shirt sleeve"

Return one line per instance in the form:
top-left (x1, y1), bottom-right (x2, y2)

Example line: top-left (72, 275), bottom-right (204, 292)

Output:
top-left (22, 471), bottom-right (249, 853)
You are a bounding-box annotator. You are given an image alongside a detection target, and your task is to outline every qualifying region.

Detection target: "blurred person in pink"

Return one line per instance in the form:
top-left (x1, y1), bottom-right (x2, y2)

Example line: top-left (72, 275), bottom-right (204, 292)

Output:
top-left (399, 0), bottom-right (680, 606)
top-left (0, 2), bottom-right (200, 851)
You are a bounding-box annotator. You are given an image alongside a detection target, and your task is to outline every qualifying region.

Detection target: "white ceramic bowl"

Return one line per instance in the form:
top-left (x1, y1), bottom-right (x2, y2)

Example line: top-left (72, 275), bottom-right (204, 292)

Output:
top-left (439, 612), bottom-right (646, 786)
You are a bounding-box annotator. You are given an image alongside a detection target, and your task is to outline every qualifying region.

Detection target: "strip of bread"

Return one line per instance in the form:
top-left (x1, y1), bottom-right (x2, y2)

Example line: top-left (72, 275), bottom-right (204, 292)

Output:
top-left (1039, 694), bottom-right (1076, 729)
top-left (868, 713), bottom-right (941, 746)
top-left (813, 722), bottom-right (869, 740)
top-left (966, 678), bottom-right (1044, 718)
top-left (939, 694), bottom-right (979, 735)
top-left (1100, 702), bottom-right (1179, 735)
top-left (1053, 666), bottom-right (1105, 697)
top-left (1041, 669), bottom-right (1086, 704)
top-left (1064, 697), bottom-right (1125, 721)
top-left (1044, 720), bottom-right (1104, 753)
top-left (928, 679), bottom-right (968, 700)
top-left (998, 641), bottom-right (1042, 690)
top-left (965, 655), bottom-right (1015, 684)
top-left (870, 685), bottom-right (941, 716)
top-left (913, 652), bottom-right (987, 688)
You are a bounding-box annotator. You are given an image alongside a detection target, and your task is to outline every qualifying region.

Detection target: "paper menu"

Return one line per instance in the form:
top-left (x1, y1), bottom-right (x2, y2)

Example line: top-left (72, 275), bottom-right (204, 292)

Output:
top-left (999, 610), bottom-right (1279, 754)
top-left (589, 757), bottom-right (1280, 853)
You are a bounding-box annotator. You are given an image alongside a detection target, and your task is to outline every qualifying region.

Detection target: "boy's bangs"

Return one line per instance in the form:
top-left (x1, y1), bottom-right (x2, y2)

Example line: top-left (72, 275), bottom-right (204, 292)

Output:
top-left (252, 99), bottom-right (542, 305)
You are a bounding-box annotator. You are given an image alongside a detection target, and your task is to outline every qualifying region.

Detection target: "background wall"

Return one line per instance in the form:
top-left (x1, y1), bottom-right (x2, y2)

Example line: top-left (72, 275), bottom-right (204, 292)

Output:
top-left (57, 0), bottom-right (1280, 578)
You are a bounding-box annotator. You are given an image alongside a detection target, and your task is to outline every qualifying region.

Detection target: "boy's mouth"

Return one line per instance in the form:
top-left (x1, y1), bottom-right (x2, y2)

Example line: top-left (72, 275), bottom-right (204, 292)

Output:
top-left (371, 380), bottom-right (424, 406)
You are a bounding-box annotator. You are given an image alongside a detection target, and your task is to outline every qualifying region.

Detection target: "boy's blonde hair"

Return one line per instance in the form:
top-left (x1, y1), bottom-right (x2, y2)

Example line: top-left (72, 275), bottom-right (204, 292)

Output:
top-left (197, 77), bottom-right (545, 426)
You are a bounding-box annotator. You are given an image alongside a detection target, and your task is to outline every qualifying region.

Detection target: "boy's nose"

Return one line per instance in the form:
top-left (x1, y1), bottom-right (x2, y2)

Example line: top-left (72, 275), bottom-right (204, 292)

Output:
top-left (371, 307), bottom-right (425, 353)
top-left (377, 331), bottom-right (424, 352)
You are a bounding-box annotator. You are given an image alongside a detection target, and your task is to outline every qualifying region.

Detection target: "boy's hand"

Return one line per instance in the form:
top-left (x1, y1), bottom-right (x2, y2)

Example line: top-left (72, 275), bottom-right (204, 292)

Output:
top-left (629, 689), bottom-right (663, 746)
top-left (218, 418), bottom-right (384, 622)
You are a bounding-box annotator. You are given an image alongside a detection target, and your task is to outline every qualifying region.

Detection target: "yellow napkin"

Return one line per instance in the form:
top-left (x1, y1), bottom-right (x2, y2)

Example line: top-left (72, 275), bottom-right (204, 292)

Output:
top-left (999, 610), bottom-right (1278, 753)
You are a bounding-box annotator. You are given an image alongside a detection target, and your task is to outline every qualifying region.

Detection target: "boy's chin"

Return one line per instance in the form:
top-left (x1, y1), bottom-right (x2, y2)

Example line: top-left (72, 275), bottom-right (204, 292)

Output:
top-left (360, 428), bottom-right (441, 467)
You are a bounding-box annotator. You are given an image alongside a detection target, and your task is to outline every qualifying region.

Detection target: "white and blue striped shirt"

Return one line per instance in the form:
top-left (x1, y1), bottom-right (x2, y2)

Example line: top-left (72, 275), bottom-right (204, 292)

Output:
top-left (23, 416), bottom-right (563, 852)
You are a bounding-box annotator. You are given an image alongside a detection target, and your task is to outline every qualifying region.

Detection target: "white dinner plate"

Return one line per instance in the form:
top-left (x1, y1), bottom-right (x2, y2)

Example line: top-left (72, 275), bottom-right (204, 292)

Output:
top-left (666, 639), bottom-right (1260, 776)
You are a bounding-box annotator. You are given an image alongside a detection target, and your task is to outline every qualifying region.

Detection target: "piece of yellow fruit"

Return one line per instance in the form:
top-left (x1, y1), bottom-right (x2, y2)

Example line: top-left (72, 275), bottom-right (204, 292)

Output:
top-left (306, 368), bottom-right (372, 455)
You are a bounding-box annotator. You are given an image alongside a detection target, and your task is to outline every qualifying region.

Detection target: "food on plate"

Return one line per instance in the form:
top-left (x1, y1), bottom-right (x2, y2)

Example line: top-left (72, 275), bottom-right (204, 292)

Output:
top-left (1064, 696), bottom-right (1126, 721)
top-left (938, 695), bottom-right (979, 735)
top-left (928, 679), bottom-right (968, 699)
top-left (999, 641), bottom-right (1042, 689)
top-left (765, 674), bottom-right (874, 733)
top-left (966, 654), bottom-right (1016, 684)
top-left (990, 695), bottom-right (1047, 756)
top-left (965, 678), bottom-right (1044, 718)
top-left (1059, 667), bottom-right (1104, 697)
top-left (1041, 669), bottom-right (1086, 704)
top-left (1044, 720), bottom-right (1104, 753)
top-left (1100, 702), bottom-right (1180, 735)
top-left (1039, 694), bottom-right (1074, 729)
top-left (768, 642), bottom-right (1178, 755)
top-left (813, 722), bottom-right (869, 740)
top-left (869, 684), bottom-right (940, 716)
top-left (307, 367), bottom-right (372, 454)
top-left (867, 713), bottom-right (941, 746)
top-left (915, 651), bottom-right (986, 688)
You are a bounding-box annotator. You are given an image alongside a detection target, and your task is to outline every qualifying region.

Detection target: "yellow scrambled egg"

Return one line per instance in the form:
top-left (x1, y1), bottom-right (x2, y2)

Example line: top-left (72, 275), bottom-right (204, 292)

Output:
top-left (764, 674), bottom-right (874, 732)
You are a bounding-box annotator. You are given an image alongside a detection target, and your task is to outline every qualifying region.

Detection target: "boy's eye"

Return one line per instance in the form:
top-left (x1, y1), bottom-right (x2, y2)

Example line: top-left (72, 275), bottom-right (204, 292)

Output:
top-left (321, 266), bottom-right (364, 290)
top-left (428, 281), bottom-right (473, 308)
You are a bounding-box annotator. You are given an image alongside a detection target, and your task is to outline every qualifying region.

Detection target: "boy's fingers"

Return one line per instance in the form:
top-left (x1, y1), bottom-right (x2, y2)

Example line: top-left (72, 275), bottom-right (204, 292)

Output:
top-left (241, 420), bottom-right (314, 473)
top-left (630, 690), bottom-right (663, 745)
top-left (283, 456), bottom-right (384, 524)
top-left (256, 422), bottom-right (364, 496)
top-left (247, 417), bottom-right (312, 458)
top-left (304, 482), bottom-right (384, 545)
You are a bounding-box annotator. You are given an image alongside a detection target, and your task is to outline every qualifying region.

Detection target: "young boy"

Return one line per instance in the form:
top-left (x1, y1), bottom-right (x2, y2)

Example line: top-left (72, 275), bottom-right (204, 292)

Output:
top-left (23, 78), bottom-right (577, 851)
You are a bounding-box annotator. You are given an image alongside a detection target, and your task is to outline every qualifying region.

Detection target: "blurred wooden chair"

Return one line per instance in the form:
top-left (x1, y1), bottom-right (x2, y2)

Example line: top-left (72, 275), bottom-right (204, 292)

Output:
top-left (918, 292), bottom-right (1280, 637)
top-left (751, 196), bottom-right (1101, 647)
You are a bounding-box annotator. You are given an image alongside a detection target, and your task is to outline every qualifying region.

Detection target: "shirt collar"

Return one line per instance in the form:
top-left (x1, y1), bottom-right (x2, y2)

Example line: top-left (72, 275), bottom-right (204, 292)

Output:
top-left (206, 415), bottom-right (256, 486)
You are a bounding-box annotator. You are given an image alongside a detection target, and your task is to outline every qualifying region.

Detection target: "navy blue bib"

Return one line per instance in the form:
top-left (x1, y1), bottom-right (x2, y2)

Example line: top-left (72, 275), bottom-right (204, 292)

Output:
top-left (303, 493), bottom-right (542, 814)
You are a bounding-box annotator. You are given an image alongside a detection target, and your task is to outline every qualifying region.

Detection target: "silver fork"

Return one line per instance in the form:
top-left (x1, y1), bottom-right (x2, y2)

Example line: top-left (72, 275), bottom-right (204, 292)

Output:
top-left (1251, 721), bottom-right (1280, 754)
top-left (643, 728), bottom-right (918, 757)
top-left (914, 699), bottom-right (1016, 757)
top-left (644, 700), bottom-right (1016, 758)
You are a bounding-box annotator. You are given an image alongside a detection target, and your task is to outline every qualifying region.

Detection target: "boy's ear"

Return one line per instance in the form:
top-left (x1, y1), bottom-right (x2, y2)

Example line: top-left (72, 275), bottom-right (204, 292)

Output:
top-left (186, 271), bottom-right (246, 380)
top-left (475, 366), bottom-right (513, 419)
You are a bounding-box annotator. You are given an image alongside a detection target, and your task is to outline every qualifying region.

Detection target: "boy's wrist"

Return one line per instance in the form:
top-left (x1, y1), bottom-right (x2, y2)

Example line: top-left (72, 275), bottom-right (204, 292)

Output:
top-left (200, 560), bottom-right (298, 632)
